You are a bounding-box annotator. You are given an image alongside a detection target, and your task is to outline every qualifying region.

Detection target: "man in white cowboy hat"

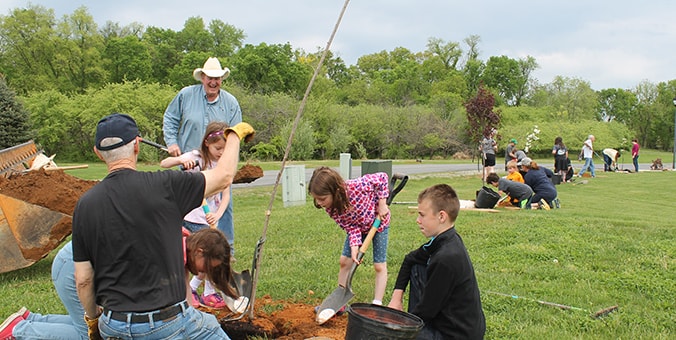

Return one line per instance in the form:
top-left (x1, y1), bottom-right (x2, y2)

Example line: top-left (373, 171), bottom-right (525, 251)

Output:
top-left (162, 57), bottom-right (242, 309)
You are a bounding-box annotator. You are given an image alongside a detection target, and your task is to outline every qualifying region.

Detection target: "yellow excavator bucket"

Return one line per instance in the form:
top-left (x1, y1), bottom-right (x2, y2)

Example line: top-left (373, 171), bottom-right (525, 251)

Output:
top-left (0, 193), bottom-right (72, 273)
top-left (0, 140), bottom-right (39, 177)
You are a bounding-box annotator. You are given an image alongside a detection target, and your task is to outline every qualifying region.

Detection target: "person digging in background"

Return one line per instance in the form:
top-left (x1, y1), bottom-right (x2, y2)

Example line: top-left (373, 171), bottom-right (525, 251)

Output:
top-left (486, 172), bottom-right (533, 209)
top-left (602, 148), bottom-right (620, 172)
top-left (161, 121), bottom-right (233, 310)
top-left (388, 184), bottom-right (485, 339)
top-left (497, 160), bottom-right (525, 207)
top-left (578, 134), bottom-right (596, 177)
top-left (164, 57), bottom-right (242, 264)
top-left (72, 113), bottom-right (253, 339)
top-left (308, 167), bottom-right (391, 313)
top-left (519, 157), bottom-right (558, 210)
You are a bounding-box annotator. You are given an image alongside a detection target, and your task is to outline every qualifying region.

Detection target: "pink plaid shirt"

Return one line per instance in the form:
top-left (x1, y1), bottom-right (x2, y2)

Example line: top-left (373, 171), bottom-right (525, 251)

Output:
top-left (327, 172), bottom-right (390, 247)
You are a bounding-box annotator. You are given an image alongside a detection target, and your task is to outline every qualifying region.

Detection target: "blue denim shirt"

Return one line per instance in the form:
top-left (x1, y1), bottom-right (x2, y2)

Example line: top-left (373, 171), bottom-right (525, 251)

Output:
top-left (163, 84), bottom-right (242, 153)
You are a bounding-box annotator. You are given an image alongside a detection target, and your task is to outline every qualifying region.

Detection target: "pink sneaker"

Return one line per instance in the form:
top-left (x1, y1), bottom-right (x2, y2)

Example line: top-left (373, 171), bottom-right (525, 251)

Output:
top-left (201, 293), bottom-right (226, 309)
top-left (191, 290), bottom-right (202, 308)
top-left (0, 307), bottom-right (28, 339)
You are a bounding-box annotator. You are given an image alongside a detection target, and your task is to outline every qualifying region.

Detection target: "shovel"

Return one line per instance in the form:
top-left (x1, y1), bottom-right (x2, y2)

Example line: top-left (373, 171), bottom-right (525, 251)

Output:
top-left (316, 218), bottom-right (381, 324)
top-left (315, 173), bottom-right (408, 324)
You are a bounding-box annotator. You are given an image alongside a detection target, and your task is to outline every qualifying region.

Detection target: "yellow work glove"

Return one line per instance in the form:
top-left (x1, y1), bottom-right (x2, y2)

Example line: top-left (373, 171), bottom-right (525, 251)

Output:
top-left (84, 314), bottom-right (103, 340)
top-left (226, 122), bottom-right (255, 143)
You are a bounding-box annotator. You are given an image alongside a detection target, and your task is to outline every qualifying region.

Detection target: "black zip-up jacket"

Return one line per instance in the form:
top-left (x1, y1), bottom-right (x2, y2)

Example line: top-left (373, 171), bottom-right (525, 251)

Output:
top-left (393, 227), bottom-right (486, 339)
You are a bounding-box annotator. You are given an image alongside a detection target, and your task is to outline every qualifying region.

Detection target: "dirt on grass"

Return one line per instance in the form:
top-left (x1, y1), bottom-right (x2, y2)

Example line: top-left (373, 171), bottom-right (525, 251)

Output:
top-left (0, 169), bottom-right (348, 339)
top-left (212, 295), bottom-right (347, 339)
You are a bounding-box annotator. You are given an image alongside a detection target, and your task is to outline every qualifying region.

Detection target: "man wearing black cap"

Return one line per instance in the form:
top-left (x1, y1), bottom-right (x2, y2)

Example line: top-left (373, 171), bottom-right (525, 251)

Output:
top-left (72, 113), bottom-right (253, 339)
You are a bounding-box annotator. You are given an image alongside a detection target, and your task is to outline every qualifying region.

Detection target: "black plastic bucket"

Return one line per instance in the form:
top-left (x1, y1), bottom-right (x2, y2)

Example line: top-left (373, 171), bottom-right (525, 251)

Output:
top-left (475, 186), bottom-right (500, 208)
top-left (551, 174), bottom-right (562, 185)
top-left (345, 303), bottom-right (423, 340)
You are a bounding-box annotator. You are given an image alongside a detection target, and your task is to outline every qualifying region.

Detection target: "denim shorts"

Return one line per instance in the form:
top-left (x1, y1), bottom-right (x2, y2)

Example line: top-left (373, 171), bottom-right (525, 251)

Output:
top-left (183, 220), bottom-right (209, 233)
top-left (342, 227), bottom-right (388, 263)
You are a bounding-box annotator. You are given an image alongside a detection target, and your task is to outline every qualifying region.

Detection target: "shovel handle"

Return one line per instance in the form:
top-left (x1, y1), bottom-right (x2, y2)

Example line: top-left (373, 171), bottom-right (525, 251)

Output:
top-left (201, 199), bottom-right (217, 229)
top-left (359, 218), bottom-right (381, 254)
top-left (140, 138), bottom-right (168, 152)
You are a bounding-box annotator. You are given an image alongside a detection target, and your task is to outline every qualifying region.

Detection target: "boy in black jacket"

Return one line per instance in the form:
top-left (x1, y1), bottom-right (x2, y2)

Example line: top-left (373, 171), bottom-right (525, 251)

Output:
top-left (388, 184), bottom-right (485, 339)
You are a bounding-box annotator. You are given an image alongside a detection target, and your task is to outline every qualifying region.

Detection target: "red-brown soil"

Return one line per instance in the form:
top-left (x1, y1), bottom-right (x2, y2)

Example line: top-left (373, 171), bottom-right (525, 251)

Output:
top-left (0, 169), bottom-right (347, 339)
top-left (233, 164), bottom-right (264, 184)
top-left (0, 169), bottom-right (97, 215)
top-left (213, 295), bottom-right (347, 339)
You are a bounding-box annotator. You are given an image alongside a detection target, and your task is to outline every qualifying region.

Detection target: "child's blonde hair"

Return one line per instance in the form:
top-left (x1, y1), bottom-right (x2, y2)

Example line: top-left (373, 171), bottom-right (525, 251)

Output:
top-left (507, 160), bottom-right (518, 169)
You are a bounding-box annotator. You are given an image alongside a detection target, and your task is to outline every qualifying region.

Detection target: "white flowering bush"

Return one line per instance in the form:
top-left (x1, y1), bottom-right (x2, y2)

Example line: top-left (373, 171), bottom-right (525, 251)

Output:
top-left (524, 125), bottom-right (540, 153)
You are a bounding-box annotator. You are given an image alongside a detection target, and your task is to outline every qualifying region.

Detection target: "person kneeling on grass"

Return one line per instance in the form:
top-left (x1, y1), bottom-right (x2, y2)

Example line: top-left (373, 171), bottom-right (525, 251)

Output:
top-left (519, 157), bottom-right (557, 210)
top-left (388, 184), bottom-right (485, 340)
top-left (486, 172), bottom-right (533, 209)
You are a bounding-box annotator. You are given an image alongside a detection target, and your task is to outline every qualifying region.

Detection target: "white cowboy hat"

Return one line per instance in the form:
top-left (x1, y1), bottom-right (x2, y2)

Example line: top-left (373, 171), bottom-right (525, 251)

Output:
top-left (193, 57), bottom-right (230, 81)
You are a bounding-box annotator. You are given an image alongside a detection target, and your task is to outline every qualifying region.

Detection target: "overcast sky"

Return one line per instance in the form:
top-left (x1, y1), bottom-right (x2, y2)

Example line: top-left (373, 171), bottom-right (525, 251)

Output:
top-left (2, 0), bottom-right (675, 91)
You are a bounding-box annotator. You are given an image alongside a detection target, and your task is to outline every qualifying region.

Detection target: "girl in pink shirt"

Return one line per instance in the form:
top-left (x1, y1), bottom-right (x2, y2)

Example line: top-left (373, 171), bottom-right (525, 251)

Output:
top-left (309, 167), bottom-right (390, 307)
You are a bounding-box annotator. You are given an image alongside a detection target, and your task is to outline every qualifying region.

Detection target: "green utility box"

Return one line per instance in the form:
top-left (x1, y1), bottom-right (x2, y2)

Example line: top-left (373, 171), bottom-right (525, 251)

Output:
top-left (282, 165), bottom-right (306, 207)
top-left (361, 160), bottom-right (392, 179)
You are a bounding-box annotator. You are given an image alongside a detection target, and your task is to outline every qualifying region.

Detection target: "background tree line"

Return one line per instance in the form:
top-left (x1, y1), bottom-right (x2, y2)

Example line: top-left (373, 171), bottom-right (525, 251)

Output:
top-left (1, 4), bottom-right (675, 162)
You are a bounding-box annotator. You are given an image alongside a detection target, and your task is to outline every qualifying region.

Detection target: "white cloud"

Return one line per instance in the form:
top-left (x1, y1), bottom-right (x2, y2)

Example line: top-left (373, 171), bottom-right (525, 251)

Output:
top-left (1, 0), bottom-right (675, 90)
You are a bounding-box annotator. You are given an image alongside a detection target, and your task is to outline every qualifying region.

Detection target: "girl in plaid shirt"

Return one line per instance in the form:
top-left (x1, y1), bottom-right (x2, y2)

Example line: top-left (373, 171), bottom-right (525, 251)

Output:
top-left (309, 166), bottom-right (390, 306)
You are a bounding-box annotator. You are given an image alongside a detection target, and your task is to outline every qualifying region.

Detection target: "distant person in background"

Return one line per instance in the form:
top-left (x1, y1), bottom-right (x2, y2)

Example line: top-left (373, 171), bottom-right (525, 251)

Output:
top-left (578, 135), bottom-right (596, 178)
top-left (504, 138), bottom-right (517, 171)
top-left (631, 139), bottom-right (640, 172)
top-left (520, 157), bottom-right (557, 210)
top-left (602, 148), bottom-right (620, 172)
top-left (486, 172), bottom-right (533, 209)
top-left (552, 136), bottom-right (569, 182)
top-left (479, 129), bottom-right (498, 181)
top-left (497, 160), bottom-right (525, 207)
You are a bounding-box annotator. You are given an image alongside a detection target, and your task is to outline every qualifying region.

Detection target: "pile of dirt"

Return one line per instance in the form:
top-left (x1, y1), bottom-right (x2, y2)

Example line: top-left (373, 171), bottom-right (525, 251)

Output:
top-left (0, 169), bottom-right (98, 214)
top-left (213, 295), bottom-right (347, 340)
top-left (233, 164), bottom-right (264, 184)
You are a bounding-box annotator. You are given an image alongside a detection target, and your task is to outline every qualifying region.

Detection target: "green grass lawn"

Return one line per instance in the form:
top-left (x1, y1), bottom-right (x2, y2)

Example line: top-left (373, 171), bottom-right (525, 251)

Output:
top-left (1, 160), bottom-right (674, 339)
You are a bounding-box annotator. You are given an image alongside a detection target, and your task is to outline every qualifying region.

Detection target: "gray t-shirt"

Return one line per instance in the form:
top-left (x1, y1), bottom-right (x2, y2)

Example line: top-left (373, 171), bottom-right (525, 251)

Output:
top-left (498, 177), bottom-right (533, 200)
top-left (481, 137), bottom-right (496, 155)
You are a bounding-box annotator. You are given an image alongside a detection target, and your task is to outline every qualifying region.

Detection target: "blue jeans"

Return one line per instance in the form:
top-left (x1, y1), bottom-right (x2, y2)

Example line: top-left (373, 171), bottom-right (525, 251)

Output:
top-left (578, 157), bottom-right (595, 177)
top-left (633, 156), bottom-right (639, 172)
top-left (341, 227), bottom-right (389, 263)
top-left (12, 242), bottom-right (88, 339)
top-left (218, 190), bottom-right (235, 256)
top-left (99, 302), bottom-right (228, 339)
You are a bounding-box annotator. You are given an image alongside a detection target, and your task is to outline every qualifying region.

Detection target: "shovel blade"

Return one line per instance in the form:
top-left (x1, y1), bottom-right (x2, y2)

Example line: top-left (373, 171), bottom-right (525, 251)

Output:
top-left (315, 285), bottom-right (354, 325)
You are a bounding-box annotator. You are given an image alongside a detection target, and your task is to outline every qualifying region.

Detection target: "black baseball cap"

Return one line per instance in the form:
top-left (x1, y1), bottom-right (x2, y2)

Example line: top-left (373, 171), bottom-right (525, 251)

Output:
top-left (95, 113), bottom-right (140, 151)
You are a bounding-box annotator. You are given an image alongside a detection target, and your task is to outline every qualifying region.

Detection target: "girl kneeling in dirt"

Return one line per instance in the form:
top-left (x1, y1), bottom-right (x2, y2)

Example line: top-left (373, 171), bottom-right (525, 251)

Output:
top-left (308, 167), bottom-right (390, 311)
top-left (161, 121), bottom-right (233, 309)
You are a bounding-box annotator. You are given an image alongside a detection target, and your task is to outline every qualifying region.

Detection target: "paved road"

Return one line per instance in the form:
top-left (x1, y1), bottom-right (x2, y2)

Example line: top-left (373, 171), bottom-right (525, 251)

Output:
top-left (233, 162), bottom-right (482, 188)
top-left (232, 160), bottom-right (659, 188)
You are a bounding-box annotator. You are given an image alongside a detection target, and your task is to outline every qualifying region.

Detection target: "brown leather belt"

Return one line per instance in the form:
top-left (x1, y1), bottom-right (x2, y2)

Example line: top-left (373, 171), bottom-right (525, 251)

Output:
top-left (104, 301), bottom-right (188, 323)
